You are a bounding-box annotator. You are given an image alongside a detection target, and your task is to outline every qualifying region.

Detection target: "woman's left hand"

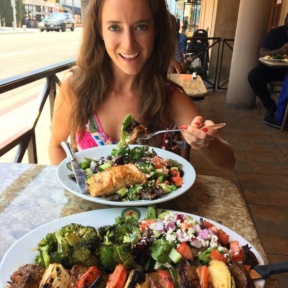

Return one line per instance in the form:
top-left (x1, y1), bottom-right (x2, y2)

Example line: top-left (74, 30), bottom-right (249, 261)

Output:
top-left (179, 116), bottom-right (221, 150)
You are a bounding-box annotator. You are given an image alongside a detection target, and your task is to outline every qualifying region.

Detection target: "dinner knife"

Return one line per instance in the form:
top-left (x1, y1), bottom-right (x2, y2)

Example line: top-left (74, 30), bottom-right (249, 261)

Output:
top-left (250, 261), bottom-right (288, 280)
top-left (61, 141), bottom-right (87, 194)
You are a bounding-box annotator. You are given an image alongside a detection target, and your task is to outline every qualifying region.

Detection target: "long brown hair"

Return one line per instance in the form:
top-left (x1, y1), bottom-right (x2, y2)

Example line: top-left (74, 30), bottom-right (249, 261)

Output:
top-left (68, 0), bottom-right (181, 143)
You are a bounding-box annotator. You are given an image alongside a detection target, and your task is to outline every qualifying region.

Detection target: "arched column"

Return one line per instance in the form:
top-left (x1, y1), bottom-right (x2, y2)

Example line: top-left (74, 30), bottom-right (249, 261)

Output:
top-left (226, 0), bottom-right (274, 109)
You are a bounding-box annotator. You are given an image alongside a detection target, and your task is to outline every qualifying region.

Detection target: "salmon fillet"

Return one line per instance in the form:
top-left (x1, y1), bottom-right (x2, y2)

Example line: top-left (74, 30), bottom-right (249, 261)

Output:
top-left (87, 163), bottom-right (147, 197)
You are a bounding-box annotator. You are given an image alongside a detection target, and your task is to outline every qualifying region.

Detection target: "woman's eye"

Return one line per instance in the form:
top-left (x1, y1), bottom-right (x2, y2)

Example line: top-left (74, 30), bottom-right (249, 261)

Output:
top-left (136, 24), bottom-right (148, 31)
top-left (109, 25), bottom-right (120, 31)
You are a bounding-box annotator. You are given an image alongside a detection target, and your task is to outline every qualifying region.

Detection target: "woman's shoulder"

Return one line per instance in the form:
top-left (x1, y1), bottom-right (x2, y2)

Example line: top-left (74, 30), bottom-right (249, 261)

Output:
top-left (167, 81), bottom-right (185, 94)
top-left (62, 66), bottom-right (78, 82)
top-left (59, 67), bottom-right (78, 102)
top-left (167, 82), bottom-right (190, 103)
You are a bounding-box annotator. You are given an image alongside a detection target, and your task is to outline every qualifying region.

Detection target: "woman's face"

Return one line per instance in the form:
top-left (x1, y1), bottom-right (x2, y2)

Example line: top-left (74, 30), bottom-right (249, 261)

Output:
top-left (101, 0), bottom-right (155, 76)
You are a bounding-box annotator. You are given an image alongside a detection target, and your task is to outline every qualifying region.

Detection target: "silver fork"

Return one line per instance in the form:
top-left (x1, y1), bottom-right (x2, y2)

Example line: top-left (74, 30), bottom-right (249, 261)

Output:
top-left (138, 129), bottom-right (182, 141)
top-left (137, 123), bottom-right (226, 141)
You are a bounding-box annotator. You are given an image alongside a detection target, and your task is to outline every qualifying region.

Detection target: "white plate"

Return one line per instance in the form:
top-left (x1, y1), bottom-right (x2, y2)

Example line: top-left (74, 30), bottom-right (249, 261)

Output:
top-left (57, 145), bottom-right (196, 206)
top-left (0, 208), bottom-right (265, 288)
top-left (260, 57), bottom-right (286, 62)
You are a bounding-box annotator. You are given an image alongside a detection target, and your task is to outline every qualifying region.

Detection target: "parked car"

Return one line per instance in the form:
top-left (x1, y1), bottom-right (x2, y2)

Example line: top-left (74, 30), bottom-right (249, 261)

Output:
top-left (43, 12), bottom-right (75, 32)
top-left (38, 17), bottom-right (49, 32)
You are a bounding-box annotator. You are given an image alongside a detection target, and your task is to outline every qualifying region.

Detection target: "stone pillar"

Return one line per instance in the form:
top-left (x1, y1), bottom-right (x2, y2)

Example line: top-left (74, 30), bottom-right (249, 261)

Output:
top-left (226, 0), bottom-right (274, 109)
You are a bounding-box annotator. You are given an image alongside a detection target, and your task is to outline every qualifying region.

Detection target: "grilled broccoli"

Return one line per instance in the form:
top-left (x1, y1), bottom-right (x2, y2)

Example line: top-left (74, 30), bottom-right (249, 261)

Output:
top-left (97, 225), bottom-right (117, 245)
top-left (58, 223), bottom-right (100, 248)
top-left (97, 216), bottom-right (141, 271)
top-left (99, 244), bottom-right (121, 271)
top-left (97, 216), bottom-right (140, 246)
top-left (35, 232), bottom-right (58, 267)
top-left (117, 243), bottom-right (140, 270)
top-left (36, 215), bottom-right (141, 271)
top-left (35, 223), bottom-right (100, 269)
top-left (72, 242), bottom-right (98, 267)
top-left (98, 243), bottom-right (139, 271)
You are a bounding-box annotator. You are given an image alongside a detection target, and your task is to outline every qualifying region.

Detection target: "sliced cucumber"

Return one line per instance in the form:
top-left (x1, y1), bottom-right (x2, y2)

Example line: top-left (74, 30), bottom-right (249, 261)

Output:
top-left (117, 187), bottom-right (128, 197)
top-left (98, 162), bottom-right (112, 171)
top-left (169, 248), bottom-right (183, 264)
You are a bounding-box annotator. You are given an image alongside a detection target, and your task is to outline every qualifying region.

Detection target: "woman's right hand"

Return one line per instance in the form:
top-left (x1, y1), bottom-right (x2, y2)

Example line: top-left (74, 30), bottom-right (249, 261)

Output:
top-left (179, 116), bottom-right (221, 150)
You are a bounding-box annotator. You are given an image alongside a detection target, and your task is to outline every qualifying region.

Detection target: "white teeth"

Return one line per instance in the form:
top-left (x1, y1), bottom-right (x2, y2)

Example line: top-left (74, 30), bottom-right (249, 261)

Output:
top-left (120, 52), bottom-right (139, 59)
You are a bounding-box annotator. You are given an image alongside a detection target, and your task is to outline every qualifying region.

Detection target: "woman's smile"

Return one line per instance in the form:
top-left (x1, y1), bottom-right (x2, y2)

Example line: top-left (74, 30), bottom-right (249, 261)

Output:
top-left (119, 52), bottom-right (140, 60)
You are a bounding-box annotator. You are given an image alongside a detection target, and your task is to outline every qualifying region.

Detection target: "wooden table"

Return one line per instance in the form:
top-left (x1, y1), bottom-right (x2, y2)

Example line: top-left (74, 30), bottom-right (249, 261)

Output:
top-left (0, 163), bottom-right (279, 287)
top-left (169, 73), bottom-right (208, 100)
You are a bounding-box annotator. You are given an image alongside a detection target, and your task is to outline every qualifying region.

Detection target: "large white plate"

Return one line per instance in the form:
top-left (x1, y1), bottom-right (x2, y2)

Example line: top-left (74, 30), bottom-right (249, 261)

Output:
top-left (0, 208), bottom-right (265, 288)
top-left (57, 145), bottom-right (196, 206)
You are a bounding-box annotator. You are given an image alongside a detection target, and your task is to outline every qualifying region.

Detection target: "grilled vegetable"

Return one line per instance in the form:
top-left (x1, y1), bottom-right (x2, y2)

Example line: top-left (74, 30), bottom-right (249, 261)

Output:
top-left (208, 260), bottom-right (231, 288)
top-left (124, 269), bottom-right (146, 288)
top-left (158, 269), bottom-right (175, 288)
top-left (196, 265), bottom-right (209, 288)
top-left (39, 263), bottom-right (70, 288)
top-left (106, 263), bottom-right (128, 288)
top-left (76, 266), bottom-right (101, 288)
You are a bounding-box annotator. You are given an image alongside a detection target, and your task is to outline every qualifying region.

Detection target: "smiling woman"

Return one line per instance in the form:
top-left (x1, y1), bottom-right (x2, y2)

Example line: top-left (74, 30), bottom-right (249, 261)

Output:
top-left (48, 0), bottom-right (235, 172)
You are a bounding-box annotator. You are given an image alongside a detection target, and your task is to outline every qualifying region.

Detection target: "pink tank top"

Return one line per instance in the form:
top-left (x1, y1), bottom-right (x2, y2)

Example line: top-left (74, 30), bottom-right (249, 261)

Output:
top-left (76, 114), bottom-right (117, 150)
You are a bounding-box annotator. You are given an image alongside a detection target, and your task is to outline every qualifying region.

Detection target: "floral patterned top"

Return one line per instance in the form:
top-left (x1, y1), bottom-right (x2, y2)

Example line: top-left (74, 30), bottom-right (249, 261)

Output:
top-left (76, 114), bottom-right (117, 150)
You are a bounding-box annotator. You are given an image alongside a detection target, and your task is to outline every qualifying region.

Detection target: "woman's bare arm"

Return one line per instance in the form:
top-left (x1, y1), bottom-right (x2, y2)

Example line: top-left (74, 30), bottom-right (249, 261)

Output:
top-left (168, 88), bottom-right (236, 171)
top-left (48, 79), bottom-right (73, 165)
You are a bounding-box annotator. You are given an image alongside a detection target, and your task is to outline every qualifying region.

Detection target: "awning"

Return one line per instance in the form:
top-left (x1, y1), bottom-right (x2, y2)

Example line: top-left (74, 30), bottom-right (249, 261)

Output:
top-left (62, 4), bottom-right (81, 15)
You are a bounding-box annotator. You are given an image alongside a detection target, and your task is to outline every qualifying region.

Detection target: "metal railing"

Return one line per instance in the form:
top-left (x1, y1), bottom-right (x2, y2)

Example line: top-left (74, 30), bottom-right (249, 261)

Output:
top-left (186, 37), bottom-right (234, 91)
top-left (217, 38), bottom-right (234, 90)
top-left (186, 36), bottom-right (222, 91)
top-left (0, 59), bottom-right (75, 163)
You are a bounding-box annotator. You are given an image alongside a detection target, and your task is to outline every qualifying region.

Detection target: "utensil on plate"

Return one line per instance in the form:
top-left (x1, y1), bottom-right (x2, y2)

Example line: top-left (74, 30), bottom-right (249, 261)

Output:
top-left (137, 123), bottom-right (226, 140)
top-left (250, 261), bottom-right (288, 280)
top-left (61, 141), bottom-right (87, 194)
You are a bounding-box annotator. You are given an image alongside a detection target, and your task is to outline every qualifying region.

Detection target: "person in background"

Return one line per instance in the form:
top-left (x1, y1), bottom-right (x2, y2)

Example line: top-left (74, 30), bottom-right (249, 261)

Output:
top-left (48, 0), bottom-right (235, 171)
top-left (182, 16), bottom-right (188, 34)
top-left (176, 16), bottom-right (187, 55)
top-left (175, 14), bottom-right (180, 29)
top-left (248, 13), bottom-right (288, 126)
top-left (168, 13), bottom-right (187, 74)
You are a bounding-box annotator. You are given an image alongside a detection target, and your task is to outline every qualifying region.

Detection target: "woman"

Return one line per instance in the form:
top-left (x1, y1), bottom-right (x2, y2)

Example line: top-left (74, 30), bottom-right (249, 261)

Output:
top-left (48, 0), bottom-right (235, 171)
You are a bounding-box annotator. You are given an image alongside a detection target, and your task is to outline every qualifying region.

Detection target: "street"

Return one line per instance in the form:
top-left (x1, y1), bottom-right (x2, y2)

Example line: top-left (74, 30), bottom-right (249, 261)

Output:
top-left (0, 28), bottom-right (82, 163)
top-left (0, 28), bottom-right (81, 80)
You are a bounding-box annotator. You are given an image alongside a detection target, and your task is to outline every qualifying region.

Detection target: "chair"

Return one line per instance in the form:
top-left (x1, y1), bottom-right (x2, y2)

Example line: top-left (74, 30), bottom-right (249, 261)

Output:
top-left (257, 81), bottom-right (284, 113)
top-left (280, 101), bottom-right (288, 132)
top-left (275, 78), bottom-right (288, 132)
top-left (186, 29), bottom-right (209, 78)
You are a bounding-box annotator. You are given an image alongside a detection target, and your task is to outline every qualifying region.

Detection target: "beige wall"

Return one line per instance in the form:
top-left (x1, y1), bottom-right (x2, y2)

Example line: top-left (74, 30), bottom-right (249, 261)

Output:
top-left (199, 0), bottom-right (218, 37)
top-left (226, 0), bottom-right (275, 108)
top-left (280, 0), bottom-right (288, 23)
top-left (199, 0), bottom-right (240, 79)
